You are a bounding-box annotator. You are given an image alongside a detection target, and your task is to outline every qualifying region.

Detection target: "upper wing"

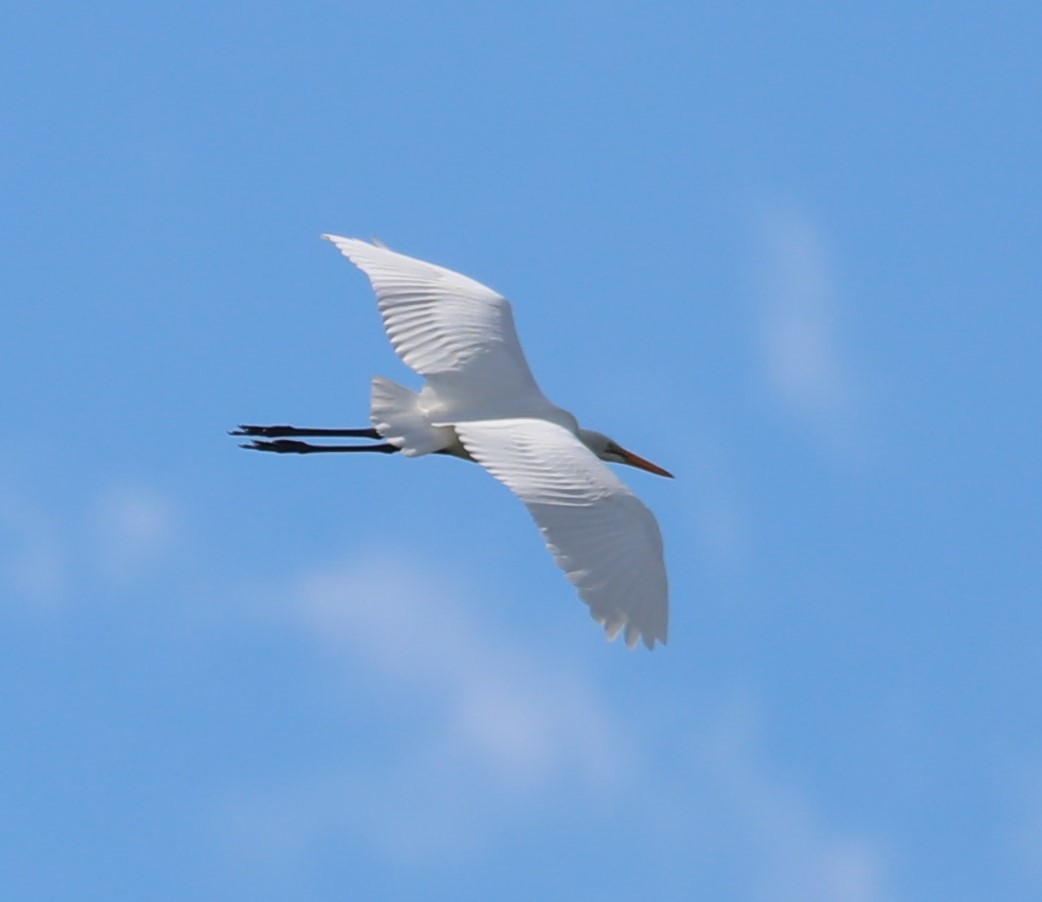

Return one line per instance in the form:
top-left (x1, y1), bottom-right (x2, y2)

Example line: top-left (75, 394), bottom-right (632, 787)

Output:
top-left (455, 419), bottom-right (669, 650)
top-left (323, 235), bottom-right (546, 411)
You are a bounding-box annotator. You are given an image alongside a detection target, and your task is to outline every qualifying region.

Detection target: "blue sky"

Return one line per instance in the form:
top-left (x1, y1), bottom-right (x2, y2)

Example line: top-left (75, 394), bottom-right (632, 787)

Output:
top-left (2, 2), bottom-right (1040, 899)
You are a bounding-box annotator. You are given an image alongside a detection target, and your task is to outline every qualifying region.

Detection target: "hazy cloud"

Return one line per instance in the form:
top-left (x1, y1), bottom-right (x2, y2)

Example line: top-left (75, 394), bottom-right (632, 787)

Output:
top-left (1009, 765), bottom-right (1042, 891)
top-left (0, 479), bottom-right (180, 612)
top-left (219, 552), bottom-right (894, 897)
top-left (688, 699), bottom-right (890, 902)
top-left (3, 481), bottom-right (894, 894)
top-left (679, 431), bottom-right (747, 565)
top-left (90, 482), bottom-right (178, 584)
top-left (296, 553), bottom-right (629, 787)
top-left (220, 550), bottom-right (630, 862)
top-left (0, 486), bottom-right (67, 611)
top-left (757, 209), bottom-right (861, 450)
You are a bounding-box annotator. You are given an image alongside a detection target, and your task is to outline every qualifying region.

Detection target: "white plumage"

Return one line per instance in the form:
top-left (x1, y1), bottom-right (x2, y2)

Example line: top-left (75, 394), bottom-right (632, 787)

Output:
top-left (324, 236), bottom-right (671, 650)
top-left (238, 236), bottom-right (672, 650)
top-left (455, 419), bottom-right (668, 650)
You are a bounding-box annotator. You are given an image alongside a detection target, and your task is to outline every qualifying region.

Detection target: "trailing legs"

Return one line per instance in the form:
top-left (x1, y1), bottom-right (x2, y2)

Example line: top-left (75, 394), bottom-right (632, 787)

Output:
top-left (231, 424), bottom-right (399, 455)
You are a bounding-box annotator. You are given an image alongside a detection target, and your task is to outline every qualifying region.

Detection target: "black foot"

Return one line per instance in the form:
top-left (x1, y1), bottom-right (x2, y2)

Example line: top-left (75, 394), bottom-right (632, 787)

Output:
top-left (241, 439), bottom-right (317, 453)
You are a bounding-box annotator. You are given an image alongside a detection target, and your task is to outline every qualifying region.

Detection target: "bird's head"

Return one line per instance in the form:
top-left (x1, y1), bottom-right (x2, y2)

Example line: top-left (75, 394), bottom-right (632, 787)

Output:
top-left (578, 429), bottom-right (674, 479)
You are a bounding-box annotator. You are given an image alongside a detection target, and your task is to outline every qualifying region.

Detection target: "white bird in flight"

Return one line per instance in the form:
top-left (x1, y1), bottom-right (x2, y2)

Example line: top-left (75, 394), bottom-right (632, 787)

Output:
top-left (234, 236), bottom-right (672, 649)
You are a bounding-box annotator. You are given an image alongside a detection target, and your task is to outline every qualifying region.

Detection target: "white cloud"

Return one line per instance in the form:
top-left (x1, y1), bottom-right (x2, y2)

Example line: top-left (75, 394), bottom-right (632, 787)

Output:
top-left (296, 553), bottom-right (627, 785)
top-left (2, 478), bottom-right (894, 893)
top-left (0, 479), bottom-right (180, 613)
top-left (688, 699), bottom-right (890, 902)
top-left (757, 209), bottom-right (861, 450)
top-left (219, 550), bottom-right (631, 863)
top-left (0, 487), bottom-right (67, 611)
top-left (90, 482), bottom-right (178, 584)
top-left (678, 431), bottom-right (747, 565)
top-left (218, 551), bottom-right (894, 898)
top-left (1008, 764), bottom-right (1042, 892)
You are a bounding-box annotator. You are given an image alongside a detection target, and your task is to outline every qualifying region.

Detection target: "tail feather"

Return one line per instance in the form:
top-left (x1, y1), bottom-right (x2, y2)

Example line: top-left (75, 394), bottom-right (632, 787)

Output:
top-left (370, 377), bottom-right (450, 457)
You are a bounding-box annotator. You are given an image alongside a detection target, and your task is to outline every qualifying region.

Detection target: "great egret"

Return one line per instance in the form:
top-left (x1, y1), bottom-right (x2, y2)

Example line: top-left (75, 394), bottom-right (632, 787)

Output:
top-left (234, 236), bottom-right (672, 649)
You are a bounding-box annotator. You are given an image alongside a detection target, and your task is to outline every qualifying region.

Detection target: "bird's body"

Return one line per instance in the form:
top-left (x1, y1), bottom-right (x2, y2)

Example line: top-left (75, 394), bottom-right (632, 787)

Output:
top-left (236, 236), bottom-right (672, 650)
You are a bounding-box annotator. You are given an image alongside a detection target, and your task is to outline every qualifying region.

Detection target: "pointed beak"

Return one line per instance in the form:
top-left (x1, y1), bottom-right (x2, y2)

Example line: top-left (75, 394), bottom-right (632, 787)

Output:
top-left (619, 447), bottom-right (674, 479)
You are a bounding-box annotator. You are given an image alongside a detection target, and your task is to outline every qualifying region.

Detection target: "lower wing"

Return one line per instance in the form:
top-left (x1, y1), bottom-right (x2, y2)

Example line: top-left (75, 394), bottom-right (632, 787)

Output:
top-left (455, 418), bottom-right (669, 650)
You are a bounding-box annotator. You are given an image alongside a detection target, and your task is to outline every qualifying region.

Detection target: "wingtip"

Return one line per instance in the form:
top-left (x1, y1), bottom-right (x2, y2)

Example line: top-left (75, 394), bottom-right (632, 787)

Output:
top-left (642, 631), bottom-right (668, 651)
top-left (615, 608), bottom-right (669, 650)
top-left (634, 631), bottom-right (668, 652)
top-left (624, 623), bottom-right (639, 650)
top-left (323, 234), bottom-right (391, 264)
top-left (603, 616), bottom-right (666, 652)
top-left (322, 233), bottom-right (382, 248)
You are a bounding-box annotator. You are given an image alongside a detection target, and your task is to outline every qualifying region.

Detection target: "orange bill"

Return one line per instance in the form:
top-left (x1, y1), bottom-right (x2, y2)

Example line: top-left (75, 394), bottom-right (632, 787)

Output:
top-left (621, 448), bottom-right (674, 478)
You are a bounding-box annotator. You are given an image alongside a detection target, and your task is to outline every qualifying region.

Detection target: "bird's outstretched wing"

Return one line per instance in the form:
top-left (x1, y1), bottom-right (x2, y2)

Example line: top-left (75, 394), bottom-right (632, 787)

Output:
top-left (323, 235), bottom-right (547, 414)
top-left (455, 418), bottom-right (669, 650)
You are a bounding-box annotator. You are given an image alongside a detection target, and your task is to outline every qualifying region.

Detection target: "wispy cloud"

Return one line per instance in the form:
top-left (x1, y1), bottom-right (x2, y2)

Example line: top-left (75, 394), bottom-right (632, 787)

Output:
top-left (298, 553), bottom-right (629, 788)
top-left (218, 551), bottom-right (894, 897)
top-left (90, 482), bottom-right (179, 585)
top-left (0, 486), bottom-right (67, 612)
top-left (679, 430), bottom-right (748, 565)
top-left (756, 209), bottom-right (861, 451)
top-left (1008, 764), bottom-right (1042, 893)
top-left (0, 479), bottom-right (180, 612)
top-left (686, 699), bottom-right (890, 902)
top-left (220, 550), bottom-right (630, 863)
top-left (3, 479), bottom-right (894, 894)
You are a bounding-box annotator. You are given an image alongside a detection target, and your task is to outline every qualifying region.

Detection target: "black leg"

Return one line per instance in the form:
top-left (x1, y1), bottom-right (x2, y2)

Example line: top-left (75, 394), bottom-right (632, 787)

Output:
top-left (241, 439), bottom-right (400, 455)
top-left (230, 425), bottom-right (381, 439)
